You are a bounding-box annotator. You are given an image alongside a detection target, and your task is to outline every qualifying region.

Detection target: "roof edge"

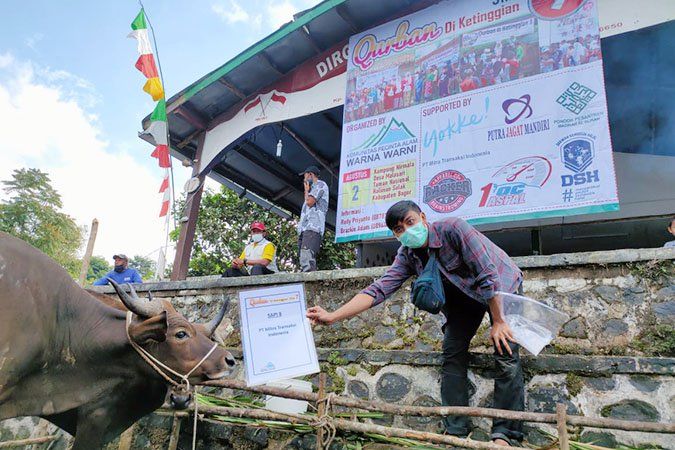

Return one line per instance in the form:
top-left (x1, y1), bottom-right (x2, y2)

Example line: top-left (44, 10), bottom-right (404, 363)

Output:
top-left (166, 0), bottom-right (348, 113)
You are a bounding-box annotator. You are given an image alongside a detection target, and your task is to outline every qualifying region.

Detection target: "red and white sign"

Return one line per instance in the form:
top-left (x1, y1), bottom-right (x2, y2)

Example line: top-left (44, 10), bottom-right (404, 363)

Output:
top-left (198, 43), bottom-right (349, 173)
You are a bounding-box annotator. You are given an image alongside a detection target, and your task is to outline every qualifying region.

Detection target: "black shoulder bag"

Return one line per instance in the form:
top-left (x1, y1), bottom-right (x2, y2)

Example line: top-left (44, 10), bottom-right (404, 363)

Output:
top-left (410, 249), bottom-right (446, 314)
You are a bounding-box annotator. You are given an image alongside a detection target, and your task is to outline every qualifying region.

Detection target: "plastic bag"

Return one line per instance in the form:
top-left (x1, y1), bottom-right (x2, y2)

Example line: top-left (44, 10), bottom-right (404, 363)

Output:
top-left (495, 291), bottom-right (569, 356)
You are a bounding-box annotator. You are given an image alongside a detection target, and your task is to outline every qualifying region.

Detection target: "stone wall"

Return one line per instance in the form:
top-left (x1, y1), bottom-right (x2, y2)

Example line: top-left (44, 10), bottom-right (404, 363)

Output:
top-left (1, 248), bottom-right (673, 448)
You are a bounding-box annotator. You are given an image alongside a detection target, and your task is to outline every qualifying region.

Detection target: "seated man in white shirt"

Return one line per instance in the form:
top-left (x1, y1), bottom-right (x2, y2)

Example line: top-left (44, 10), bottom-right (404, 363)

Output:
top-left (664, 217), bottom-right (675, 248)
top-left (223, 221), bottom-right (279, 277)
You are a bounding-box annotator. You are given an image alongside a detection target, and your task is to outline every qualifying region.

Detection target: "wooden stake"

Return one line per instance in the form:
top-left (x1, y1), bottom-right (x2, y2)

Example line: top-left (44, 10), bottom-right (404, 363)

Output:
top-left (202, 378), bottom-right (675, 434)
top-left (191, 405), bottom-right (509, 450)
top-left (117, 424), bottom-right (135, 450)
top-left (167, 414), bottom-right (182, 450)
top-left (0, 436), bottom-right (59, 448)
top-left (556, 403), bottom-right (569, 450)
top-left (316, 373), bottom-right (327, 450)
top-left (77, 218), bottom-right (98, 286)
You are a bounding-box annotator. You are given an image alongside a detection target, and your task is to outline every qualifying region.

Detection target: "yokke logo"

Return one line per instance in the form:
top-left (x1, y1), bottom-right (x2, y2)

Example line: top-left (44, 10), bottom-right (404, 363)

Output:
top-left (529, 0), bottom-right (587, 20)
top-left (423, 170), bottom-right (472, 213)
top-left (559, 134), bottom-right (600, 186)
top-left (502, 94), bottom-right (533, 124)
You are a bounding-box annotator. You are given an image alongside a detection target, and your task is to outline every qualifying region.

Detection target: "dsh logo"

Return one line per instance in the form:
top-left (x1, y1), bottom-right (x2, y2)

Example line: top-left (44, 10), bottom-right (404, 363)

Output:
top-left (502, 94), bottom-right (533, 124)
top-left (423, 170), bottom-right (472, 213)
top-left (559, 135), bottom-right (599, 186)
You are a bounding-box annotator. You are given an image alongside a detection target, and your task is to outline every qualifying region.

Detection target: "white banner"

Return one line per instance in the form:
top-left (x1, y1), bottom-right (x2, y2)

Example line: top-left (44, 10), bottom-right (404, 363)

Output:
top-left (337, 0), bottom-right (618, 243)
top-left (239, 284), bottom-right (319, 386)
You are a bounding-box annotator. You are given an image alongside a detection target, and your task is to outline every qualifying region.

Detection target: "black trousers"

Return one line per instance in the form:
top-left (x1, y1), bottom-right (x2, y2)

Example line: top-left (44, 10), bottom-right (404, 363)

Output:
top-left (222, 265), bottom-right (274, 277)
top-left (440, 287), bottom-right (524, 442)
top-left (298, 230), bottom-right (322, 272)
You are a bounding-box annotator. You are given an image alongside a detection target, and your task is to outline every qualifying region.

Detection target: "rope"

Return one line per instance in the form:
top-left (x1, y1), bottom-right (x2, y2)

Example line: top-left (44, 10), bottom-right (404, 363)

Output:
top-left (312, 392), bottom-right (337, 449)
top-left (125, 312), bottom-right (220, 449)
top-left (192, 386), bottom-right (200, 450)
top-left (125, 311), bottom-right (218, 390)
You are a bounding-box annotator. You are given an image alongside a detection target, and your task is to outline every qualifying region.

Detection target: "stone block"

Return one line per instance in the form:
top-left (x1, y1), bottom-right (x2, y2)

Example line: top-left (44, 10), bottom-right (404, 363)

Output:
top-left (560, 317), bottom-right (588, 339)
top-left (580, 431), bottom-right (618, 448)
top-left (655, 285), bottom-right (675, 302)
top-left (622, 288), bottom-right (646, 305)
top-left (601, 319), bottom-right (628, 337)
top-left (402, 395), bottom-right (443, 431)
top-left (376, 372), bottom-right (411, 402)
top-left (347, 380), bottom-right (370, 400)
top-left (243, 427), bottom-right (268, 447)
top-left (582, 376), bottom-right (616, 391)
top-left (594, 285), bottom-right (620, 303)
top-left (600, 399), bottom-right (660, 422)
top-left (651, 301), bottom-right (675, 325)
top-left (628, 375), bottom-right (661, 393)
top-left (523, 425), bottom-right (555, 447)
top-left (527, 385), bottom-right (579, 414)
top-left (373, 326), bottom-right (397, 344)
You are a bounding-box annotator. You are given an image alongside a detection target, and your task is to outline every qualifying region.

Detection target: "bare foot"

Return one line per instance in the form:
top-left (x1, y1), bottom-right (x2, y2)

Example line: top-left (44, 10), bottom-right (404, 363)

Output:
top-left (493, 438), bottom-right (511, 446)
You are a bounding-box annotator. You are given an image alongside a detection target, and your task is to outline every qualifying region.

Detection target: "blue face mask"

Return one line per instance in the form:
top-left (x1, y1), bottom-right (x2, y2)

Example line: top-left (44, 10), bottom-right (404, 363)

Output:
top-left (397, 222), bottom-right (428, 248)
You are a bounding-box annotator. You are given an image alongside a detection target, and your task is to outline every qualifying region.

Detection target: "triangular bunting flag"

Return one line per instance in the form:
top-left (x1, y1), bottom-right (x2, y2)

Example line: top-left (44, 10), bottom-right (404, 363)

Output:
top-left (151, 144), bottom-right (171, 168)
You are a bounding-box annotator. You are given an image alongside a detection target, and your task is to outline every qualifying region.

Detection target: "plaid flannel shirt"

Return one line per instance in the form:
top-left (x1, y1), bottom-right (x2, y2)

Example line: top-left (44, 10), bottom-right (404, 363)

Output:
top-left (361, 218), bottom-right (523, 307)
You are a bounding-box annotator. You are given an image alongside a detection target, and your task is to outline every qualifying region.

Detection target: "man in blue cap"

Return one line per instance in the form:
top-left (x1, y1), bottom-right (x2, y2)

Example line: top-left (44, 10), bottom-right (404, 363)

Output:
top-left (93, 253), bottom-right (143, 285)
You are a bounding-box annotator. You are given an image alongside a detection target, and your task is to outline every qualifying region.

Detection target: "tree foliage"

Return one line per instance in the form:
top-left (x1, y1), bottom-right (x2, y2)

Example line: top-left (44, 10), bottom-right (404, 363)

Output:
top-left (172, 187), bottom-right (356, 276)
top-left (129, 254), bottom-right (156, 281)
top-left (0, 168), bottom-right (84, 277)
top-left (86, 255), bottom-right (111, 284)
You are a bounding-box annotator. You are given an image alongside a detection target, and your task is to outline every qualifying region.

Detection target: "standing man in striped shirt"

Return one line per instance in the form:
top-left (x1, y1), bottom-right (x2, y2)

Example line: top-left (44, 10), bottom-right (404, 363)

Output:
top-left (307, 200), bottom-right (524, 446)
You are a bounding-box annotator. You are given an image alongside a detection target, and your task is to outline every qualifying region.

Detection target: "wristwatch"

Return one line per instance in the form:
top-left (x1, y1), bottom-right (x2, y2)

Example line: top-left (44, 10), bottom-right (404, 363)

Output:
top-left (243, 258), bottom-right (248, 266)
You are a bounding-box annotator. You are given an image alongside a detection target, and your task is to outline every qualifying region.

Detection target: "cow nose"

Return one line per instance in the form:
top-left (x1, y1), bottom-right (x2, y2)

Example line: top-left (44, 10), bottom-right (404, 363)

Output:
top-left (225, 355), bottom-right (236, 367)
top-left (170, 393), bottom-right (192, 410)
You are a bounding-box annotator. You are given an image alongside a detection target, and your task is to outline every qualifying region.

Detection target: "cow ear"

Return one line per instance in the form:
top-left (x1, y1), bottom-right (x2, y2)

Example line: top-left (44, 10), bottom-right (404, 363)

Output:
top-left (129, 311), bottom-right (168, 345)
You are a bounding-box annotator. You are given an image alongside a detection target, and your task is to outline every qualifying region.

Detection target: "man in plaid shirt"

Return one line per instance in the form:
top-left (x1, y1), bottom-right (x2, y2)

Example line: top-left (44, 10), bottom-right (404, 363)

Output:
top-left (308, 200), bottom-right (524, 446)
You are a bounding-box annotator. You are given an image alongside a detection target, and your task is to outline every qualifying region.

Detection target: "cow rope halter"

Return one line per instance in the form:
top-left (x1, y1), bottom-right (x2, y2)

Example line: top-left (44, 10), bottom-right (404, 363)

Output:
top-left (124, 311), bottom-right (218, 391)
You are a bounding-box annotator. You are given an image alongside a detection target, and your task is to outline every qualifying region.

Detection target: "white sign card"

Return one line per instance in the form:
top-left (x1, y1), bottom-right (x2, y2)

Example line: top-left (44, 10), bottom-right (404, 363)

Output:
top-left (239, 283), bottom-right (320, 386)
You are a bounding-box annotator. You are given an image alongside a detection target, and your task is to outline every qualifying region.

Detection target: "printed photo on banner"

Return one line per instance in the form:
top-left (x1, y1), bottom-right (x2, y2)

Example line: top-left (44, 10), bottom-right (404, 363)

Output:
top-left (337, 0), bottom-right (618, 243)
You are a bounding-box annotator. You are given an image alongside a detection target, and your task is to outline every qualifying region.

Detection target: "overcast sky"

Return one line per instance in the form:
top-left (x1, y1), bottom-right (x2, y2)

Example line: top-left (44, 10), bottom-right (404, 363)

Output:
top-left (0, 0), bottom-right (320, 265)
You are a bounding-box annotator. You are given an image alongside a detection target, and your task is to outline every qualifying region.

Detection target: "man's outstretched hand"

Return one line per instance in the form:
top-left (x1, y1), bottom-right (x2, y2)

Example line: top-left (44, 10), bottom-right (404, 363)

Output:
top-left (306, 306), bottom-right (334, 326)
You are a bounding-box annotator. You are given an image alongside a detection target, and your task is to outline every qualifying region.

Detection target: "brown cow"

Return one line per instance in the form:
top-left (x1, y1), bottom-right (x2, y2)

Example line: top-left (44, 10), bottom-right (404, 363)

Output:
top-left (0, 232), bottom-right (235, 449)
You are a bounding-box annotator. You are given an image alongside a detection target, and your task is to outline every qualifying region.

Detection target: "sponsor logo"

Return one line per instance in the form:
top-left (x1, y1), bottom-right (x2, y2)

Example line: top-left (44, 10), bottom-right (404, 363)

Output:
top-left (502, 94), bottom-right (533, 124)
top-left (558, 133), bottom-right (600, 187)
top-left (529, 0), bottom-right (587, 21)
top-left (423, 97), bottom-right (490, 156)
top-left (561, 137), bottom-right (593, 173)
top-left (487, 94), bottom-right (549, 141)
top-left (479, 156), bottom-right (552, 208)
top-left (556, 82), bottom-right (597, 115)
top-left (346, 117), bottom-right (417, 167)
top-left (260, 361), bottom-right (276, 372)
top-left (423, 170), bottom-right (472, 213)
top-left (355, 117), bottom-right (415, 149)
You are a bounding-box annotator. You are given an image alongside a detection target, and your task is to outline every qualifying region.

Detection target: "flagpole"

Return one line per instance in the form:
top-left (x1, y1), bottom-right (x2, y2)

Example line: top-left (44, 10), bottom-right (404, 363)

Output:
top-left (138, 0), bottom-right (177, 232)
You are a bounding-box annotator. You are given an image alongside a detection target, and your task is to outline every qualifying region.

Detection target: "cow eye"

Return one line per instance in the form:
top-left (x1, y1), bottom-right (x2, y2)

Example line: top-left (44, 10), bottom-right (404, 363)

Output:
top-left (175, 331), bottom-right (189, 339)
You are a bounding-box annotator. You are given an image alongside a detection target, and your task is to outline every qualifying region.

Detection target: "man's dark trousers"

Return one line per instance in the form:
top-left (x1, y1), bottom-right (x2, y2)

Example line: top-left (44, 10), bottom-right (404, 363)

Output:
top-left (298, 230), bottom-right (322, 272)
top-left (440, 286), bottom-right (524, 442)
top-left (222, 265), bottom-right (274, 277)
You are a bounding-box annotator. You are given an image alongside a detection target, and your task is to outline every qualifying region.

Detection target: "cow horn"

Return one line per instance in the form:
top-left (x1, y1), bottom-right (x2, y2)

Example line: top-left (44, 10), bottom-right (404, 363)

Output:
top-left (108, 279), bottom-right (163, 317)
top-left (204, 296), bottom-right (230, 337)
